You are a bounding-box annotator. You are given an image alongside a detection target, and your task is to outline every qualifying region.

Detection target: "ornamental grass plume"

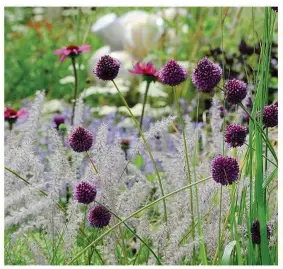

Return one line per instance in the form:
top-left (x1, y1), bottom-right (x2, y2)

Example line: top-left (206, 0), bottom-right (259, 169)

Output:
top-left (159, 59), bottom-right (187, 86)
top-left (93, 55), bottom-right (120, 81)
top-left (192, 57), bottom-right (222, 92)
top-left (54, 44), bottom-right (90, 63)
top-left (224, 79), bottom-right (247, 104)
top-left (211, 155), bottom-right (239, 185)
top-left (68, 126), bottom-right (93, 152)
top-left (74, 182), bottom-right (97, 204)
top-left (263, 103), bottom-right (278, 128)
top-left (88, 205), bottom-right (111, 228)
top-left (224, 124), bottom-right (247, 148)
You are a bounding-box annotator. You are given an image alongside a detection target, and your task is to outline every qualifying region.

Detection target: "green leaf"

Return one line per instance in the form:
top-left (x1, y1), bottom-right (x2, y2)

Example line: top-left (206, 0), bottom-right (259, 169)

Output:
top-left (133, 154), bottom-right (144, 169)
top-left (222, 240), bottom-right (236, 265)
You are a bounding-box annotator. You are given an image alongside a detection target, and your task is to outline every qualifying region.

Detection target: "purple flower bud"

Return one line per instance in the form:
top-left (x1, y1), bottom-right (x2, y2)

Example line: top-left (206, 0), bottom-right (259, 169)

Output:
top-left (159, 60), bottom-right (187, 86)
top-left (74, 182), bottom-right (97, 204)
top-left (53, 114), bottom-right (65, 129)
top-left (88, 205), bottom-right (111, 228)
top-left (225, 124), bottom-right (247, 148)
top-left (224, 79), bottom-right (247, 104)
top-left (251, 219), bottom-right (272, 245)
top-left (192, 57), bottom-right (222, 92)
top-left (211, 155), bottom-right (239, 186)
top-left (93, 55), bottom-right (120, 81)
top-left (263, 103), bottom-right (278, 128)
top-left (68, 126), bottom-right (93, 152)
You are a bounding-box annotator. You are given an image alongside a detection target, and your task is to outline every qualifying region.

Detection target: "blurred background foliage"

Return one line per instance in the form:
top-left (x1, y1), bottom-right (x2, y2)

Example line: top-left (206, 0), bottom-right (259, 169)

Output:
top-left (4, 7), bottom-right (278, 120)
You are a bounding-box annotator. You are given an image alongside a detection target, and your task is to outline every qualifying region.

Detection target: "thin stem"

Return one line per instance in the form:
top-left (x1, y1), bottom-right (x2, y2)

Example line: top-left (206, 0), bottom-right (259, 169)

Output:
top-left (140, 81), bottom-right (150, 130)
top-left (112, 79), bottom-right (168, 223)
top-left (173, 87), bottom-right (196, 246)
top-left (71, 56), bottom-right (78, 125)
top-left (95, 201), bottom-right (162, 265)
top-left (86, 151), bottom-right (98, 174)
top-left (67, 176), bottom-right (212, 264)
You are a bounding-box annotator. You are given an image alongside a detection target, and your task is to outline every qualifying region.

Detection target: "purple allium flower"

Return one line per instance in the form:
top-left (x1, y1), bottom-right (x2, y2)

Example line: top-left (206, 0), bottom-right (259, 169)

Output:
top-left (192, 57), bottom-right (222, 92)
top-left (53, 114), bottom-right (65, 129)
top-left (74, 182), bottom-right (97, 204)
top-left (224, 79), bottom-right (247, 104)
top-left (225, 124), bottom-right (247, 148)
top-left (251, 219), bottom-right (272, 245)
top-left (159, 59), bottom-right (187, 86)
top-left (93, 55), bottom-right (120, 81)
top-left (263, 103), bottom-right (278, 128)
top-left (88, 205), bottom-right (111, 228)
top-left (211, 155), bottom-right (239, 185)
top-left (68, 126), bottom-right (93, 152)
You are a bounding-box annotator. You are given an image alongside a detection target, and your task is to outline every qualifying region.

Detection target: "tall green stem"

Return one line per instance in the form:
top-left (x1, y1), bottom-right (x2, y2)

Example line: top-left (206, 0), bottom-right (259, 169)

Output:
top-left (140, 81), bottom-right (150, 130)
top-left (71, 57), bottom-right (78, 125)
top-left (112, 79), bottom-right (168, 223)
top-left (173, 87), bottom-right (195, 245)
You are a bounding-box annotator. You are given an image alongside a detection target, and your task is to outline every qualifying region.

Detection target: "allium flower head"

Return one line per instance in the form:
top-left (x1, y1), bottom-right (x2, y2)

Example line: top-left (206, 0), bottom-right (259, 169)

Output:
top-left (93, 55), bottom-right (120, 81)
top-left (74, 182), bottom-right (97, 204)
top-left (68, 126), bottom-right (93, 152)
top-left (224, 79), bottom-right (247, 104)
top-left (88, 205), bottom-right (111, 228)
top-left (53, 114), bottom-right (65, 129)
top-left (159, 59), bottom-right (187, 86)
top-left (54, 44), bottom-right (90, 63)
top-left (251, 219), bottom-right (272, 245)
top-left (225, 124), bottom-right (247, 148)
top-left (211, 155), bottom-right (239, 185)
top-left (192, 57), bottom-right (222, 92)
top-left (263, 103), bottom-right (278, 128)
top-left (129, 61), bottom-right (159, 83)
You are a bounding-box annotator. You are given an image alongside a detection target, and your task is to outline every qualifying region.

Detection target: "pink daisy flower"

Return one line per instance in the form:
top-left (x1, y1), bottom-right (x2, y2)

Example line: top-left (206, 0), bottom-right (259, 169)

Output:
top-left (129, 61), bottom-right (159, 83)
top-left (4, 105), bottom-right (28, 121)
top-left (54, 44), bottom-right (90, 63)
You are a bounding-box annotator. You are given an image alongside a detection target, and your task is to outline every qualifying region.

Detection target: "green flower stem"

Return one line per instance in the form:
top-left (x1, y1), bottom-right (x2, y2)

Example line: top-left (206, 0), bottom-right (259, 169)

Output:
top-left (95, 201), bottom-right (162, 265)
top-left (67, 176), bottom-right (212, 265)
top-left (85, 151), bottom-right (99, 174)
top-left (173, 87), bottom-right (196, 247)
top-left (71, 56), bottom-right (78, 126)
top-left (112, 79), bottom-right (168, 223)
top-left (140, 80), bottom-right (150, 130)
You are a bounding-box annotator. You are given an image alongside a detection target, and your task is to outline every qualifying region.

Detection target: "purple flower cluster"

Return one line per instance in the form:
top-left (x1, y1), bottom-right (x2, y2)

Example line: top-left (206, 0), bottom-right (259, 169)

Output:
top-left (224, 79), bottom-right (247, 104)
top-left (93, 55), bottom-right (120, 81)
top-left (74, 182), bottom-right (97, 204)
top-left (88, 205), bottom-right (111, 228)
top-left (159, 60), bottom-right (187, 86)
top-left (225, 124), bottom-right (247, 148)
top-left (211, 155), bottom-right (239, 185)
top-left (263, 103), bottom-right (278, 128)
top-left (251, 219), bottom-right (272, 245)
top-left (68, 126), bottom-right (93, 152)
top-left (192, 57), bottom-right (222, 92)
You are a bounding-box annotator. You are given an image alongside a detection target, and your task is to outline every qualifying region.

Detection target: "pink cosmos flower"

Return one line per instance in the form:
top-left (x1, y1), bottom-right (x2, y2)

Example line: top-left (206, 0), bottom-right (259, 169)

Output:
top-left (54, 44), bottom-right (91, 63)
top-left (4, 105), bottom-right (28, 121)
top-left (129, 61), bottom-right (159, 82)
